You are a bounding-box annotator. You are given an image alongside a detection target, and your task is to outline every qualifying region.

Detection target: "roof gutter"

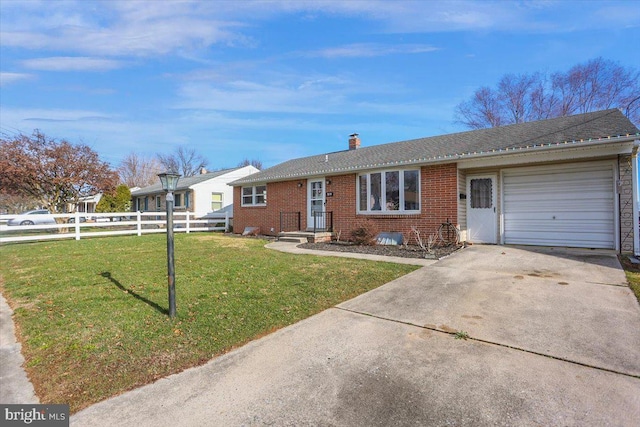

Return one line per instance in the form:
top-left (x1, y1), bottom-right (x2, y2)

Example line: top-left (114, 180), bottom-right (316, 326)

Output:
top-left (446, 133), bottom-right (639, 162)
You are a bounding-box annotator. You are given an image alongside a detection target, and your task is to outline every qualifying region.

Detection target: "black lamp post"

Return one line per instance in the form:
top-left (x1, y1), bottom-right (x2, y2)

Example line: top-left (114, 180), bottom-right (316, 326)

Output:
top-left (158, 171), bottom-right (181, 318)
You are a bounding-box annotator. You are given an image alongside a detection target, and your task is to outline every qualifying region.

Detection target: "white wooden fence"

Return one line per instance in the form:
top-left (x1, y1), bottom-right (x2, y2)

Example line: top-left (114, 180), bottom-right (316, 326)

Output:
top-left (0, 211), bottom-right (231, 244)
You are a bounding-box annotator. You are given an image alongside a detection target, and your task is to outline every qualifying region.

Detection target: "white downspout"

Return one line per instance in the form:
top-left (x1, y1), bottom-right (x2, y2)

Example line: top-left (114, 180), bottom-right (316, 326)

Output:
top-left (633, 140), bottom-right (640, 256)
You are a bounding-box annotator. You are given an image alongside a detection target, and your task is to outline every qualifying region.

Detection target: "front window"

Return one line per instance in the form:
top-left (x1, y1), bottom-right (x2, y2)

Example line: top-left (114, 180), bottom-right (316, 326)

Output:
top-left (357, 169), bottom-right (420, 213)
top-left (174, 193), bottom-right (182, 208)
top-left (242, 185), bottom-right (267, 206)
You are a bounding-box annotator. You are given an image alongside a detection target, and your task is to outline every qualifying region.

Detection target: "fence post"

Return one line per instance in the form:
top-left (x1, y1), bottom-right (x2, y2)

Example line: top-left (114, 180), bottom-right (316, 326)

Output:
top-left (225, 211), bottom-right (229, 232)
top-left (74, 211), bottom-right (81, 240)
top-left (186, 211), bottom-right (190, 234)
top-left (137, 211), bottom-right (142, 236)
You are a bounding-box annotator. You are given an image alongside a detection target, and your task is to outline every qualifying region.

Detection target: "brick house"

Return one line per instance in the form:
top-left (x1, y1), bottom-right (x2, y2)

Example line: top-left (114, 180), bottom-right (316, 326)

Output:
top-left (232, 109), bottom-right (640, 252)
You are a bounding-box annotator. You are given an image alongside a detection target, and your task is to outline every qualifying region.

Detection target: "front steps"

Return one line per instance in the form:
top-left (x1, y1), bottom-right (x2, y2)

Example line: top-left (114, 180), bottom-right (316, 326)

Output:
top-left (278, 231), bottom-right (334, 243)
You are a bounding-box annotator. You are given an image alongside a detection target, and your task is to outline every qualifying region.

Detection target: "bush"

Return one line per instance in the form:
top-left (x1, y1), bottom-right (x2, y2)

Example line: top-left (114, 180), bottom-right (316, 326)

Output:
top-left (350, 219), bottom-right (380, 246)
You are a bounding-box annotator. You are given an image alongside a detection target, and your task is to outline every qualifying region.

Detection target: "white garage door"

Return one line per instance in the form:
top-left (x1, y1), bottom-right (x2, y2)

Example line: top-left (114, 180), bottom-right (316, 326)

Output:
top-left (502, 161), bottom-right (616, 249)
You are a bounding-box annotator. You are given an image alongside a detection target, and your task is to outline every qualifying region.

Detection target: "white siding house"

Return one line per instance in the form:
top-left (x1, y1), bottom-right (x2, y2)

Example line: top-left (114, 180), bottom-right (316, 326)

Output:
top-left (131, 166), bottom-right (259, 217)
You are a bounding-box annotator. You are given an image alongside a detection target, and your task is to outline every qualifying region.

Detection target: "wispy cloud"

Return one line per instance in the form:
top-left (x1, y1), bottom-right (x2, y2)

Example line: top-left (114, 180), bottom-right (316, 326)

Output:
top-left (0, 1), bottom-right (247, 57)
top-left (22, 57), bottom-right (125, 72)
top-left (177, 80), bottom-right (345, 114)
top-left (1, 107), bottom-right (113, 123)
top-left (3, 0), bottom-right (636, 63)
top-left (303, 43), bottom-right (439, 59)
top-left (0, 72), bottom-right (33, 86)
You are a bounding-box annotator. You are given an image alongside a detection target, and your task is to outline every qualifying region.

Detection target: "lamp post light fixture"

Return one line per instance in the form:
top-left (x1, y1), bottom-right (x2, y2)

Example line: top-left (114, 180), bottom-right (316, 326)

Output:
top-left (158, 171), bottom-right (181, 318)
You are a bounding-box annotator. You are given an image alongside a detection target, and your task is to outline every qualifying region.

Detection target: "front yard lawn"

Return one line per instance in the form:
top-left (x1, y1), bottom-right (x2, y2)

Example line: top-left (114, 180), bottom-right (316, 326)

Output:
top-left (0, 234), bottom-right (418, 413)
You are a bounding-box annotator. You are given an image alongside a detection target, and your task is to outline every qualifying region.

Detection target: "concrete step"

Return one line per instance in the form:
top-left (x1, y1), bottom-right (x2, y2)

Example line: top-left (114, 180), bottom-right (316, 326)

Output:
top-left (278, 237), bottom-right (308, 244)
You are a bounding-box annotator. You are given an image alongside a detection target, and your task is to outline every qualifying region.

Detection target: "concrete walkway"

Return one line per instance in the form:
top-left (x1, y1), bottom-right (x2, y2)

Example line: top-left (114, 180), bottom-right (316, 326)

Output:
top-left (0, 293), bottom-right (39, 404)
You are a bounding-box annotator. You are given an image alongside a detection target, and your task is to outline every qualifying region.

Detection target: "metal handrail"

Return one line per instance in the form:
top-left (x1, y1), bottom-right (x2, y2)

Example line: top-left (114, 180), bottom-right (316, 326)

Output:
top-left (279, 211), bottom-right (301, 232)
top-left (312, 211), bottom-right (333, 233)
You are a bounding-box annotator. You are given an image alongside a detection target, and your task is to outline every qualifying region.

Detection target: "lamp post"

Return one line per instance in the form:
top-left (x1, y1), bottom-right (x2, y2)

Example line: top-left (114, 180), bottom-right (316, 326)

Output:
top-left (158, 171), bottom-right (181, 318)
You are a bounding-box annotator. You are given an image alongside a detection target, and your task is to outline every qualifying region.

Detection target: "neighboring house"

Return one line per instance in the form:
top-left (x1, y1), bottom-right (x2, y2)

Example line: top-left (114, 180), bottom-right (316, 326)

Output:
top-left (232, 109), bottom-right (640, 252)
top-left (131, 166), bottom-right (259, 217)
top-left (69, 187), bottom-right (141, 215)
top-left (70, 193), bottom-right (102, 214)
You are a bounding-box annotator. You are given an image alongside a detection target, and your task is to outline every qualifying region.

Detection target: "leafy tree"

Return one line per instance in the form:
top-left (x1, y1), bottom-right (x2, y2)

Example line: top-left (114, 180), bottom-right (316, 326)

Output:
top-left (157, 146), bottom-right (208, 177)
top-left (96, 184), bottom-right (132, 213)
top-left (0, 130), bottom-right (118, 214)
top-left (118, 153), bottom-right (162, 188)
top-left (237, 158), bottom-right (263, 169)
top-left (455, 57), bottom-right (640, 129)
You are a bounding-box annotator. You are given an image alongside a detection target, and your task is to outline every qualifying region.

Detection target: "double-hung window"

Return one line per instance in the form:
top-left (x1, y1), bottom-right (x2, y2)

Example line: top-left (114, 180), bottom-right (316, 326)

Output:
top-left (358, 169), bottom-right (420, 213)
top-left (242, 185), bottom-right (267, 206)
top-left (211, 193), bottom-right (223, 211)
top-left (174, 193), bottom-right (183, 208)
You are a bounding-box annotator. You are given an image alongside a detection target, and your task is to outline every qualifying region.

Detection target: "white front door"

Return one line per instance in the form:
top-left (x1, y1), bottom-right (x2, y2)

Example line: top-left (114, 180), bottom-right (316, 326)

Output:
top-left (467, 174), bottom-right (498, 244)
top-left (307, 179), bottom-right (326, 230)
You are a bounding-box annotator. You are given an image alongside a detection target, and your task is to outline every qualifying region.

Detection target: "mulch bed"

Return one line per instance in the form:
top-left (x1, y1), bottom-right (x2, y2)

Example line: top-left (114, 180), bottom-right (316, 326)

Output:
top-left (298, 241), bottom-right (465, 260)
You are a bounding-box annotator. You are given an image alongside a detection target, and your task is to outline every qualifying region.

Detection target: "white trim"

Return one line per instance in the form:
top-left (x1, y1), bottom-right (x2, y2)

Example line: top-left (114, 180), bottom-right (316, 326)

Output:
top-left (355, 168), bottom-right (421, 215)
top-left (466, 174), bottom-right (498, 244)
top-left (241, 185), bottom-right (267, 207)
top-left (307, 178), bottom-right (325, 229)
top-left (458, 141), bottom-right (635, 170)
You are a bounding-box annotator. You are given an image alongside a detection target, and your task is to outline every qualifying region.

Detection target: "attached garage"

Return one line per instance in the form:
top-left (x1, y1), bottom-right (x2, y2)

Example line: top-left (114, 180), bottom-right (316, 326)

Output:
top-left (502, 161), bottom-right (616, 249)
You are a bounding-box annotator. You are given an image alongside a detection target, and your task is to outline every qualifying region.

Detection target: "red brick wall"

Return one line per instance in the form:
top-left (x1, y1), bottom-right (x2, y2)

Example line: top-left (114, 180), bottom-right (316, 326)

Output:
top-left (234, 181), bottom-right (307, 235)
top-left (233, 163), bottom-right (459, 238)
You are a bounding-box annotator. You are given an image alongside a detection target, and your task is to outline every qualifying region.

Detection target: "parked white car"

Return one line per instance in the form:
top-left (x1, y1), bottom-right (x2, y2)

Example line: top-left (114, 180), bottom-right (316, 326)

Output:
top-left (7, 209), bottom-right (57, 226)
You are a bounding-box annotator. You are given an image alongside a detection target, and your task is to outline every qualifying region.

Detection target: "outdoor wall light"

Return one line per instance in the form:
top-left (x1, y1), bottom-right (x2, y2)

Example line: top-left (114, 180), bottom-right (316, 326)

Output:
top-left (326, 179), bottom-right (332, 185)
top-left (297, 182), bottom-right (303, 188)
top-left (158, 171), bottom-right (181, 318)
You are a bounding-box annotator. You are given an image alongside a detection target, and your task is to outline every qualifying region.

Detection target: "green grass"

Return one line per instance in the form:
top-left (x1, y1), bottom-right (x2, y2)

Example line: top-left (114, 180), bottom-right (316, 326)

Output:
top-left (0, 234), bottom-right (418, 413)
top-left (618, 255), bottom-right (640, 304)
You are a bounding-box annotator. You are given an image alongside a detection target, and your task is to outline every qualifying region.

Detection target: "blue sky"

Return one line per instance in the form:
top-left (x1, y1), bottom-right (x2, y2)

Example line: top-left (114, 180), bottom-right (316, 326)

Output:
top-left (1, 0), bottom-right (639, 170)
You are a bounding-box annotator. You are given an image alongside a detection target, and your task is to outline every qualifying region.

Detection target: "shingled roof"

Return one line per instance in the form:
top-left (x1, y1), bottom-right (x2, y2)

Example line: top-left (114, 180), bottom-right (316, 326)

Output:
top-left (233, 109), bottom-right (639, 185)
top-left (132, 167), bottom-right (243, 196)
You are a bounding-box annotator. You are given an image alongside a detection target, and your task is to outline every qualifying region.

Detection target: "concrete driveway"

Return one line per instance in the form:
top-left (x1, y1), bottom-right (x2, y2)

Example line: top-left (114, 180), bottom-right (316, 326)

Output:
top-left (72, 245), bottom-right (640, 426)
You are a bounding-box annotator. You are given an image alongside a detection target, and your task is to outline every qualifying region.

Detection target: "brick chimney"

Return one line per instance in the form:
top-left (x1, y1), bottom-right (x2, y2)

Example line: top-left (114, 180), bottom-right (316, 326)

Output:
top-left (349, 133), bottom-right (360, 150)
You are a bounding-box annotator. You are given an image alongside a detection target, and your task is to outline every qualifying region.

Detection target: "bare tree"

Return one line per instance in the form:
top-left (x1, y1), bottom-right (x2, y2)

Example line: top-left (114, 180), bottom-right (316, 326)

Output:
top-left (455, 57), bottom-right (640, 129)
top-left (237, 158), bottom-right (263, 170)
top-left (454, 87), bottom-right (504, 129)
top-left (0, 130), bottom-right (118, 213)
top-left (529, 74), bottom-right (559, 121)
top-left (118, 153), bottom-right (162, 188)
top-left (497, 73), bottom-right (537, 124)
top-left (157, 146), bottom-right (208, 177)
